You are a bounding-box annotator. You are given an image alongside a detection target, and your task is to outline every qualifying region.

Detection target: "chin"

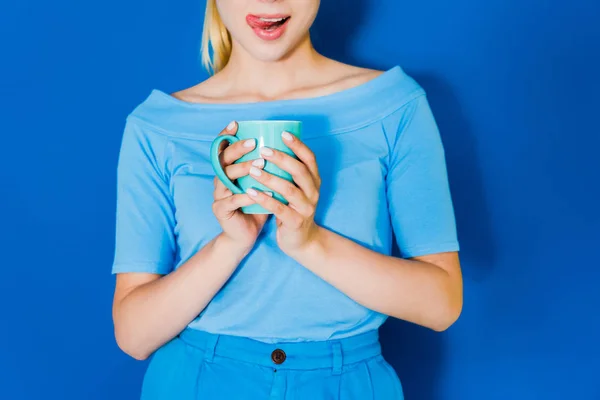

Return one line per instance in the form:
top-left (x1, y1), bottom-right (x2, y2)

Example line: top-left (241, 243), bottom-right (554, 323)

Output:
top-left (248, 45), bottom-right (295, 63)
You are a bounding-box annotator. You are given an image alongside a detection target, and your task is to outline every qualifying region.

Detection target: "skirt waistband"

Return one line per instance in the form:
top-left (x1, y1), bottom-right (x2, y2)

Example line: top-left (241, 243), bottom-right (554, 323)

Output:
top-left (177, 328), bottom-right (382, 372)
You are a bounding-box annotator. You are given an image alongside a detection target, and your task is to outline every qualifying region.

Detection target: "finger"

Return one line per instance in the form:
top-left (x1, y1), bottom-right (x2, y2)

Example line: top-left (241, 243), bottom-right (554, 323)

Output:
top-left (258, 147), bottom-right (318, 203)
top-left (281, 131), bottom-right (321, 187)
top-left (218, 121), bottom-right (238, 136)
top-left (217, 121), bottom-right (239, 153)
top-left (212, 193), bottom-right (256, 217)
top-left (220, 137), bottom-right (257, 166)
top-left (213, 178), bottom-right (233, 201)
top-left (224, 158), bottom-right (265, 181)
top-left (245, 188), bottom-right (304, 228)
top-left (213, 158), bottom-right (265, 200)
top-left (248, 167), bottom-right (315, 217)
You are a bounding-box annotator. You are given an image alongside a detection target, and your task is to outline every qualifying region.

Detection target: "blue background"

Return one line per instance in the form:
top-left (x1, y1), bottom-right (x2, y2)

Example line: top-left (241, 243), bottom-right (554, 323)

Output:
top-left (1, 0), bottom-right (599, 399)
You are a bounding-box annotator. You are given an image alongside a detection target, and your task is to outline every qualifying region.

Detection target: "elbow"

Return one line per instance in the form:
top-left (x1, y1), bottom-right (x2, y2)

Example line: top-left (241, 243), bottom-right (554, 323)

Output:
top-left (430, 292), bottom-right (463, 332)
top-left (114, 325), bottom-right (152, 361)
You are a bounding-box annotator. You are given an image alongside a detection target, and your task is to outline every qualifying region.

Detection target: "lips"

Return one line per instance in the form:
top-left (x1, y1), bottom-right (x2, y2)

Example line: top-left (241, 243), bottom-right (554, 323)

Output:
top-left (246, 14), bottom-right (291, 41)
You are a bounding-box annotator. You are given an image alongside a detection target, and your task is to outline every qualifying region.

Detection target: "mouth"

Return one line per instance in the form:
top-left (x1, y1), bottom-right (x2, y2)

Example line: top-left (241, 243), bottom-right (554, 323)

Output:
top-left (246, 14), bottom-right (291, 41)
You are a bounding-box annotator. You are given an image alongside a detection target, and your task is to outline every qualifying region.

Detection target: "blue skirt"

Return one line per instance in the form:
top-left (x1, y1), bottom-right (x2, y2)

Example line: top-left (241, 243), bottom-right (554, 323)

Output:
top-left (141, 328), bottom-right (404, 400)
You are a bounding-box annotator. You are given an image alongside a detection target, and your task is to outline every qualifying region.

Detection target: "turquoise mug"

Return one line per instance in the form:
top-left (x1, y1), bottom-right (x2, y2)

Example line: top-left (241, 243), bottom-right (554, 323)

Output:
top-left (210, 120), bottom-right (303, 214)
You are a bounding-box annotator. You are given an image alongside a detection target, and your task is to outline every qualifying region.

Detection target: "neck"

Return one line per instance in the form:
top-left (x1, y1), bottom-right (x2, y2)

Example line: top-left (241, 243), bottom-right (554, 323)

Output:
top-left (219, 34), bottom-right (327, 100)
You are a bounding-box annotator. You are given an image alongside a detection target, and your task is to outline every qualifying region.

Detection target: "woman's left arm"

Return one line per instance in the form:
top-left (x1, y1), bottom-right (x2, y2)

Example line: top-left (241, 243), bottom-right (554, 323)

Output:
top-left (246, 99), bottom-right (462, 331)
top-left (287, 227), bottom-right (462, 332)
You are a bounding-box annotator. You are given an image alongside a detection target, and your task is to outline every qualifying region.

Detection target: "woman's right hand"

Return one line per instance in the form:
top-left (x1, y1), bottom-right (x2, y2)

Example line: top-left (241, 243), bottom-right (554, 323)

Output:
top-left (212, 121), bottom-right (269, 250)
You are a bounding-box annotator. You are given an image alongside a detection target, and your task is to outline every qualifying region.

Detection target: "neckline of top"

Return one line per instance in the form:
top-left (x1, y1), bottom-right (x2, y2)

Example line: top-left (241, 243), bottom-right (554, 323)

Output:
top-left (130, 65), bottom-right (425, 140)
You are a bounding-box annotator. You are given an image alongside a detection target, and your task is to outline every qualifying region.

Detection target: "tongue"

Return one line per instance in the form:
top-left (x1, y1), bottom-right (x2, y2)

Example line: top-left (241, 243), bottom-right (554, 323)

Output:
top-left (249, 17), bottom-right (286, 30)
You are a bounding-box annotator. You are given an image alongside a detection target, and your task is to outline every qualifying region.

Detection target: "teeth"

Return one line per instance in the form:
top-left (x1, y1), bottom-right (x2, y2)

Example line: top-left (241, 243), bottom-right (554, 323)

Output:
top-left (259, 17), bottom-right (286, 22)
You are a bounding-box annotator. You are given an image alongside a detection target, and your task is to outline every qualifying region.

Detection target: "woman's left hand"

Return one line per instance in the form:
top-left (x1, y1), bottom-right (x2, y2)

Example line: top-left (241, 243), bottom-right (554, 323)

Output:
top-left (245, 131), bottom-right (322, 256)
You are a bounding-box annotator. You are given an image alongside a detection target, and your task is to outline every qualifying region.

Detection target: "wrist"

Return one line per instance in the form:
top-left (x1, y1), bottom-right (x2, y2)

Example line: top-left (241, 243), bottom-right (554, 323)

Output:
top-left (214, 232), bottom-right (255, 258)
top-left (287, 225), bottom-right (327, 264)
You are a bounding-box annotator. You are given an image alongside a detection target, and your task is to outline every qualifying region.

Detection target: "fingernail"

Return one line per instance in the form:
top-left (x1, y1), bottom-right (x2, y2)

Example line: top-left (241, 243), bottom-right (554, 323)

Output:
top-left (282, 131), bottom-right (293, 141)
top-left (252, 158), bottom-right (265, 168)
top-left (227, 121), bottom-right (236, 131)
top-left (249, 166), bottom-right (262, 177)
top-left (244, 139), bottom-right (256, 148)
top-left (246, 188), bottom-right (258, 197)
top-left (260, 147), bottom-right (274, 157)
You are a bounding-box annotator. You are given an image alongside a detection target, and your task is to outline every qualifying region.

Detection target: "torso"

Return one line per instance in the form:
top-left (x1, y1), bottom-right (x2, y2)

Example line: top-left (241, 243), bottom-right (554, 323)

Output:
top-left (127, 65), bottom-right (425, 342)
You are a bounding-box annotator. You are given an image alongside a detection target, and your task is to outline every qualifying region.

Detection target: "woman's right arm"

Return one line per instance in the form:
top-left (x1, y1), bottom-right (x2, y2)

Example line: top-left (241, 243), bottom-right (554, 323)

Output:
top-left (111, 120), bottom-right (265, 360)
top-left (112, 233), bottom-right (250, 361)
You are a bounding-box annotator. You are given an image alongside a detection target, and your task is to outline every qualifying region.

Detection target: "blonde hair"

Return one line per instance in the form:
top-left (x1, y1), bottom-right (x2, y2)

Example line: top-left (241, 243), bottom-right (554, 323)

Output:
top-left (201, 0), bottom-right (232, 74)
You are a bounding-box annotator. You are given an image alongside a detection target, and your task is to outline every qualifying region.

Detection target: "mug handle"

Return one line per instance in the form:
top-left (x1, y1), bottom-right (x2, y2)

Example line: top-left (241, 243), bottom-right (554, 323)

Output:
top-left (210, 135), bottom-right (244, 195)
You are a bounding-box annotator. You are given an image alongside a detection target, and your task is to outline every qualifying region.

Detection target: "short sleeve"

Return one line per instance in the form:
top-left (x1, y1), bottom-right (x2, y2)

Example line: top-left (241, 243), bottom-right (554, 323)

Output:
top-left (386, 95), bottom-right (460, 258)
top-left (111, 117), bottom-right (176, 274)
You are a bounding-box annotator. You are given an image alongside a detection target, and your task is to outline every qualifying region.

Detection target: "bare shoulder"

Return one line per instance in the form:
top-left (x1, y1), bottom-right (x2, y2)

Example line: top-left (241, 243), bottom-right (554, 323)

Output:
top-left (322, 61), bottom-right (386, 92)
top-left (168, 75), bottom-right (224, 104)
top-left (340, 64), bottom-right (386, 83)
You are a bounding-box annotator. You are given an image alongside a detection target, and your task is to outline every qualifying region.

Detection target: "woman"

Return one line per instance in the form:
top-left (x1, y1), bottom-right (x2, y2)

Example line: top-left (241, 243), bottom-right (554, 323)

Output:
top-left (111, 0), bottom-right (463, 399)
